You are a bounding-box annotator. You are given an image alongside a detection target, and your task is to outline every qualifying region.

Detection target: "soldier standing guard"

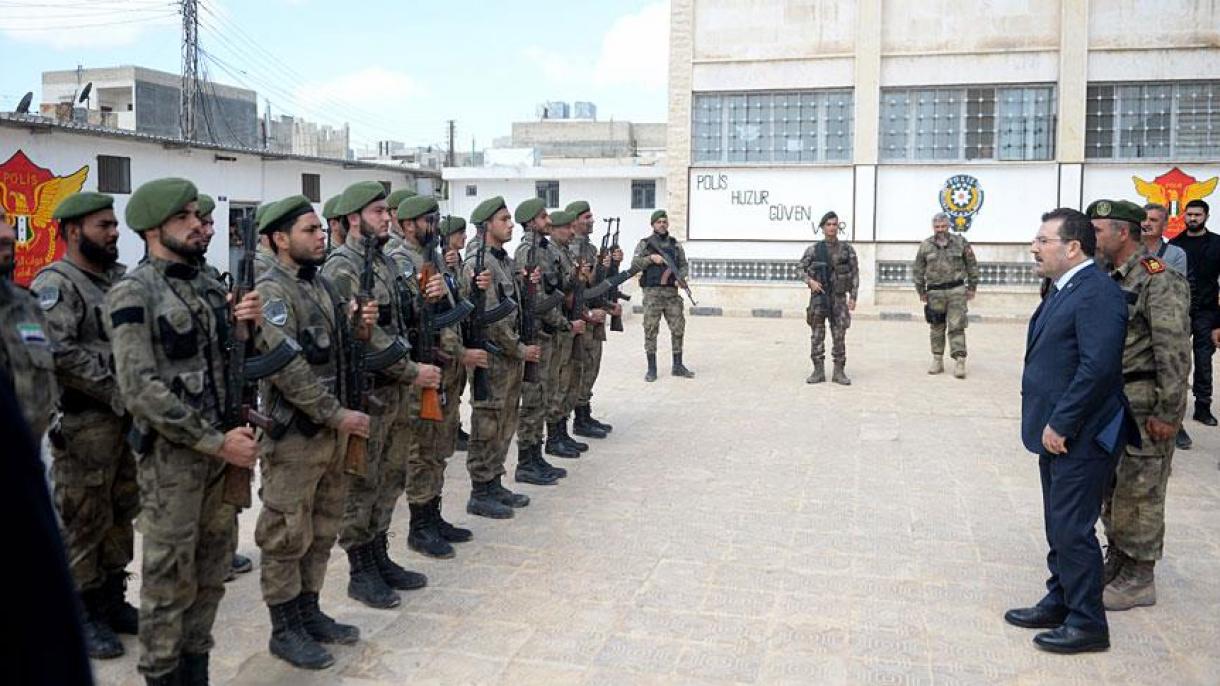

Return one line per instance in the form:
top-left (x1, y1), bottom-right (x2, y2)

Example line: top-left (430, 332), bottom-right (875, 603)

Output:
top-left (799, 211), bottom-right (858, 385)
top-left (31, 192), bottom-right (138, 660)
top-left (252, 195), bottom-right (375, 669)
top-left (105, 178), bottom-right (262, 685)
top-left (0, 203), bottom-right (57, 441)
top-left (321, 181), bottom-right (440, 609)
top-left (1090, 200), bottom-right (1191, 611)
top-left (566, 200), bottom-right (619, 436)
top-left (913, 212), bottom-right (980, 378)
top-left (632, 209), bottom-right (694, 382)
top-left (463, 196), bottom-right (542, 518)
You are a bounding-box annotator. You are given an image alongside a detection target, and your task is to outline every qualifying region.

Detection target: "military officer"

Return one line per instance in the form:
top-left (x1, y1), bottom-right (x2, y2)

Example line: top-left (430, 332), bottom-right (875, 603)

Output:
top-left (463, 196), bottom-right (541, 518)
top-left (105, 177), bottom-right (262, 685)
top-left (799, 211), bottom-right (859, 385)
top-left (388, 195), bottom-right (475, 559)
top-left (565, 200), bottom-right (616, 437)
top-left (31, 192), bottom-right (138, 659)
top-left (0, 204), bottom-right (57, 441)
top-left (321, 181), bottom-right (440, 609)
top-left (513, 200), bottom-right (574, 484)
top-left (632, 209), bottom-right (694, 381)
top-left (1091, 199), bottom-right (1192, 611)
top-left (253, 195), bottom-right (376, 669)
top-left (545, 208), bottom-right (593, 457)
top-left (913, 212), bottom-right (980, 378)
top-left (1142, 203), bottom-right (1193, 451)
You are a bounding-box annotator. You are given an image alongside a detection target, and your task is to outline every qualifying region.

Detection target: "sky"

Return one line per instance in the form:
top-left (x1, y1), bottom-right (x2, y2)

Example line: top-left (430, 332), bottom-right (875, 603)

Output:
top-left (0, 0), bottom-right (669, 152)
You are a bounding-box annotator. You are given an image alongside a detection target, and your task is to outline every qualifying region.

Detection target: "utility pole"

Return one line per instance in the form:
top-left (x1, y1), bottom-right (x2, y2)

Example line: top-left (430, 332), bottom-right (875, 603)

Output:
top-left (446, 119), bottom-right (455, 167)
top-left (179, 0), bottom-right (199, 141)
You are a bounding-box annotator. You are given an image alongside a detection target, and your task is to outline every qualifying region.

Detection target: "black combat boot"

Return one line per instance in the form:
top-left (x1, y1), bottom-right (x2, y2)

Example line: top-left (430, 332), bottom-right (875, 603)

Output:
top-left (225, 552), bottom-right (253, 582)
top-left (572, 406), bottom-right (608, 439)
top-left (370, 532), bottom-right (427, 591)
top-left (488, 475), bottom-right (530, 508)
top-left (143, 670), bottom-right (179, 686)
top-left (535, 444), bottom-right (567, 479)
top-left (581, 403), bottom-right (613, 433)
top-left (515, 444), bottom-right (559, 486)
top-left (433, 497), bottom-right (473, 542)
top-left (645, 353), bottom-right (658, 382)
top-left (1194, 402), bottom-right (1218, 426)
top-left (81, 587), bottom-right (124, 659)
top-left (345, 544), bottom-right (401, 609)
top-left (297, 592), bottom-right (359, 645)
top-left (558, 417), bottom-right (590, 452)
top-left (268, 599), bottom-right (334, 670)
top-left (467, 479), bottom-right (515, 519)
top-left (832, 361), bottom-right (852, 386)
top-left (545, 422), bottom-right (580, 458)
top-left (456, 425), bottom-right (469, 451)
top-left (179, 652), bottom-right (209, 686)
top-left (104, 571), bottom-right (139, 634)
top-left (408, 502), bottom-right (455, 559)
top-left (672, 353), bottom-right (695, 378)
top-left (806, 360), bottom-right (826, 384)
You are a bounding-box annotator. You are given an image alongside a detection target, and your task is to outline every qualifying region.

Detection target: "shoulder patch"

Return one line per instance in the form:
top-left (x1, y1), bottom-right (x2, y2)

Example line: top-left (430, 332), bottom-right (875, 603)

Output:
top-left (1141, 257), bottom-right (1165, 275)
top-left (263, 298), bottom-right (289, 327)
top-left (17, 322), bottom-right (48, 345)
top-left (110, 306), bottom-right (144, 327)
top-left (37, 286), bottom-right (61, 311)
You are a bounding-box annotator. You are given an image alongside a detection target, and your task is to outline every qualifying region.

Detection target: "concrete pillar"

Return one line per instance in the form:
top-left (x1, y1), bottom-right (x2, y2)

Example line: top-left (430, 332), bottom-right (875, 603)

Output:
top-left (1056, 0), bottom-right (1089, 164)
top-left (853, 0), bottom-right (882, 166)
top-left (665, 0), bottom-right (696, 241)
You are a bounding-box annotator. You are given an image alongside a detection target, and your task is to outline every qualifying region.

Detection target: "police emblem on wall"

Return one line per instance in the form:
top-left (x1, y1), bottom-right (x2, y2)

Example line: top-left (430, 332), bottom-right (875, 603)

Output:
top-left (938, 174), bottom-right (984, 232)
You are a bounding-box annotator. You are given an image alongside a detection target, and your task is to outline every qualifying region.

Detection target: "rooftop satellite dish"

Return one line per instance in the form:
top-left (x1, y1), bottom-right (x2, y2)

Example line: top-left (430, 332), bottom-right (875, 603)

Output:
top-left (79, 82), bottom-right (93, 103)
top-left (16, 91), bottom-right (33, 114)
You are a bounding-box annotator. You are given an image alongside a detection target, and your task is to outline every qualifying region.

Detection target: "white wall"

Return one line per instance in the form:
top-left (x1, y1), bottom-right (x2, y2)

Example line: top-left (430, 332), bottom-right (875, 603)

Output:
top-left (687, 166), bottom-right (854, 241)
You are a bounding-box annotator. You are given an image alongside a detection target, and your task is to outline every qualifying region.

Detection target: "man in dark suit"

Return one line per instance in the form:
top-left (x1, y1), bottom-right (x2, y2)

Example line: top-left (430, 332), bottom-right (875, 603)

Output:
top-left (1005, 207), bottom-right (1133, 654)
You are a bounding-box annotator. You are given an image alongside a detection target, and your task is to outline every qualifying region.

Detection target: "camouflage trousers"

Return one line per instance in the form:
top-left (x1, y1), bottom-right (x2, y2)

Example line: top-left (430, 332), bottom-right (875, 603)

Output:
top-left (468, 352), bottom-right (523, 483)
top-left (577, 324), bottom-right (605, 406)
top-left (401, 384), bottom-right (454, 505)
top-left (50, 409), bottom-right (138, 592)
top-left (642, 287), bottom-right (685, 355)
top-left (1102, 429), bottom-right (1176, 562)
top-left (562, 332), bottom-right (587, 417)
top-left (517, 332), bottom-right (554, 447)
top-left (808, 295), bottom-right (851, 364)
top-left (926, 286), bottom-right (969, 359)
top-left (135, 437), bottom-right (235, 678)
top-left (339, 384), bottom-right (403, 550)
top-left (256, 426), bottom-right (347, 605)
top-left (547, 330), bottom-right (576, 422)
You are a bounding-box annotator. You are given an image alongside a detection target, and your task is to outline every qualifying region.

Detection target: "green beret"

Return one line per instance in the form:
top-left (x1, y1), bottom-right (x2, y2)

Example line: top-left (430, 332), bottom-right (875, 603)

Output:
top-left (335, 181), bottom-right (387, 217)
top-left (549, 210), bottom-right (575, 227)
top-left (565, 200), bottom-right (590, 216)
top-left (196, 193), bottom-right (216, 217)
top-left (650, 209), bottom-right (668, 224)
top-left (1086, 199), bottom-right (1146, 225)
top-left (439, 216), bottom-right (467, 237)
top-left (259, 194), bottom-right (315, 235)
top-left (125, 178), bottom-right (198, 232)
top-left (385, 188), bottom-right (417, 209)
top-left (52, 192), bottom-right (113, 222)
top-left (322, 195), bottom-right (342, 220)
top-left (471, 196), bottom-right (507, 225)
top-left (397, 195), bottom-right (439, 221)
top-left (514, 198), bottom-right (547, 224)
top-left (254, 202), bottom-right (271, 225)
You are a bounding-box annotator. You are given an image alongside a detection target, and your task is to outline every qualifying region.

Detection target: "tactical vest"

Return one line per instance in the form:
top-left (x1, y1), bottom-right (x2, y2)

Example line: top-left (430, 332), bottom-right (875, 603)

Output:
top-left (641, 239), bottom-right (679, 288)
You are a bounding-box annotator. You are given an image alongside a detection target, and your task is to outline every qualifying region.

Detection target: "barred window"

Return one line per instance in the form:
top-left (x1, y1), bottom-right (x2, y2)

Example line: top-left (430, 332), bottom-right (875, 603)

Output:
top-left (881, 85), bottom-right (1055, 161)
top-left (301, 173), bottom-right (321, 203)
top-left (1086, 81), bottom-right (1220, 159)
top-left (630, 180), bottom-right (656, 209)
top-left (691, 89), bottom-right (853, 164)
top-left (97, 155), bottom-right (131, 194)
top-left (535, 180), bottom-right (559, 208)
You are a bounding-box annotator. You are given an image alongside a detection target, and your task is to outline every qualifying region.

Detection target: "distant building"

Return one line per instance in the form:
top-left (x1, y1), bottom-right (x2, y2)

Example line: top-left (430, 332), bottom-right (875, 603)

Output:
top-left (537, 101), bottom-right (570, 119)
top-left (265, 114), bottom-right (350, 159)
top-left (508, 120), bottom-right (665, 162)
top-left (573, 101), bottom-right (597, 120)
top-left (41, 66), bottom-right (258, 148)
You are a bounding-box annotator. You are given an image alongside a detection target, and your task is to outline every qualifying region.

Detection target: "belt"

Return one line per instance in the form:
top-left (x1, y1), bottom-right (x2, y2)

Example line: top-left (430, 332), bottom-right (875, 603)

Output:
top-left (58, 386), bottom-right (111, 414)
top-left (1123, 370), bottom-right (1157, 384)
top-left (926, 279), bottom-right (965, 291)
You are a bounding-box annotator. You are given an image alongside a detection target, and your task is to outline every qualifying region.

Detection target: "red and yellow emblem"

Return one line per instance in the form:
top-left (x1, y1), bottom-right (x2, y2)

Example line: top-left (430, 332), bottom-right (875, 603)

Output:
top-left (1141, 257), bottom-right (1165, 275)
top-left (1132, 167), bottom-right (1218, 240)
top-left (0, 151), bottom-right (88, 286)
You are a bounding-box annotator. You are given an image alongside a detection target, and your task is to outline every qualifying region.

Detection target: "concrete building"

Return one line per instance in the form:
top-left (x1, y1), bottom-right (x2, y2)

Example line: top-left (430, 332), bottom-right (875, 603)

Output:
top-left (265, 114), bottom-right (351, 160)
top-left (666, 0), bottom-right (1220, 315)
top-left (42, 66), bottom-right (259, 148)
top-left (511, 120), bottom-right (666, 162)
top-left (537, 101), bottom-right (571, 119)
top-left (0, 112), bottom-right (438, 286)
top-left (573, 101), bottom-right (598, 120)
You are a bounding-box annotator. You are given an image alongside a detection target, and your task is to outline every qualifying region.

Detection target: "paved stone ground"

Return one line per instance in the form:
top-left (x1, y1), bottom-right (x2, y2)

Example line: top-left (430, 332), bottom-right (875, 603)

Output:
top-left (94, 315), bottom-right (1220, 685)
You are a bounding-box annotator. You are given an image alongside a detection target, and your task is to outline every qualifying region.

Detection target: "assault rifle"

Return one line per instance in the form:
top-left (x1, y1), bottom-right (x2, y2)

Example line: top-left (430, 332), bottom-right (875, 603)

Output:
top-left (465, 223), bottom-right (493, 402)
top-left (414, 213), bottom-right (444, 422)
top-left (644, 234), bottom-right (697, 307)
top-left (519, 228), bottom-right (541, 383)
top-left (582, 217), bottom-right (638, 332)
top-left (607, 219), bottom-right (633, 332)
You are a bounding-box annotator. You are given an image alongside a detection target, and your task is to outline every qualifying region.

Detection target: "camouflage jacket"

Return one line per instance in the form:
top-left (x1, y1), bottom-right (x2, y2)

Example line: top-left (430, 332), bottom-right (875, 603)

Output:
top-left (0, 279), bottom-right (57, 439)
top-left (515, 231), bottom-right (569, 332)
top-left (799, 239), bottom-right (859, 300)
top-left (462, 243), bottom-right (525, 360)
top-left (912, 233), bottom-right (980, 296)
top-left (632, 234), bottom-right (688, 287)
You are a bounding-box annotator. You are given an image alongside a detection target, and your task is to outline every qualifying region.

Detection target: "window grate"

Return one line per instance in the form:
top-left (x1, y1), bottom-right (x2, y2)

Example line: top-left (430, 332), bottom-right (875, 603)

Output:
top-left (1086, 81), bottom-right (1220, 159)
top-left (301, 173), bottom-right (321, 203)
top-left (692, 89), bottom-right (853, 164)
top-left (97, 155), bottom-right (131, 194)
top-left (881, 85), bottom-right (1055, 161)
top-left (685, 259), bottom-right (1039, 287)
top-left (535, 180), bottom-right (559, 208)
top-left (877, 261), bottom-right (1040, 287)
top-left (631, 180), bottom-right (656, 209)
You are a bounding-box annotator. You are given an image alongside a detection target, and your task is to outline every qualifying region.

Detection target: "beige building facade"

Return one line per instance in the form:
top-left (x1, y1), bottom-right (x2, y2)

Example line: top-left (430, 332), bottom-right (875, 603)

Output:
top-left (666, 0), bottom-right (1220, 315)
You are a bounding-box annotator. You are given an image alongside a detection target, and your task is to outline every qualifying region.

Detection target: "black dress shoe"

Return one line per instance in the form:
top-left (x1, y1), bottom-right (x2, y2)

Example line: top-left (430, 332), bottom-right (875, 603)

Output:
top-left (1033, 626), bottom-right (1110, 654)
top-left (1004, 606), bottom-right (1067, 629)
top-left (1195, 405), bottom-right (1218, 426)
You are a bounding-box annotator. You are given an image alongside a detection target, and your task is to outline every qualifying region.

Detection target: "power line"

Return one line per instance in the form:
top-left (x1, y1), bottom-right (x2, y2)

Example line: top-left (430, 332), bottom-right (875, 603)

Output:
top-left (0, 12), bottom-right (175, 30)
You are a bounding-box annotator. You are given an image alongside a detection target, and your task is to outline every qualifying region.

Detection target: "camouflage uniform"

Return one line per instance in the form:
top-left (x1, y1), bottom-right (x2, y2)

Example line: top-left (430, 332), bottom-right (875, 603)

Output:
top-left (0, 279), bottom-right (56, 440)
top-left (632, 234), bottom-right (688, 355)
top-left (1102, 252), bottom-right (1191, 563)
top-left (105, 257), bottom-right (237, 678)
top-left (548, 236), bottom-right (580, 422)
top-left (799, 239), bottom-right (859, 365)
top-left (912, 232), bottom-right (979, 359)
top-left (254, 260), bottom-right (353, 605)
top-left (568, 234), bottom-right (606, 409)
top-left (255, 242), bottom-right (277, 279)
top-left (32, 260), bottom-right (138, 597)
top-left (515, 231), bottom-right (570, 449)
top-left (322, 231), bottom-right (418, 551)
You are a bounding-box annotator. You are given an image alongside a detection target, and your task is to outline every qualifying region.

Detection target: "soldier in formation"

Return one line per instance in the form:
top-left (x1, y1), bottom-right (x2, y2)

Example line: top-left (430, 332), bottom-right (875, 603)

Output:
top-left (799, 211), bottom-right (858, 385)
top-left (567, 200), bottom-right (619, 435)
top-left (0, 202), bottom-right (57, 440)
top-left (912, 212), bottom-right (980, 379)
